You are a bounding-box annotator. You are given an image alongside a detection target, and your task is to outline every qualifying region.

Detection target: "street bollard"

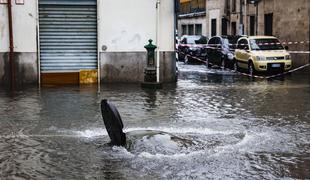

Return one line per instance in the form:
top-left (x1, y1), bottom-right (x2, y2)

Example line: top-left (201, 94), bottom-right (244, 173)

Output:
top-left (141, 39), bottom-right (162, 89)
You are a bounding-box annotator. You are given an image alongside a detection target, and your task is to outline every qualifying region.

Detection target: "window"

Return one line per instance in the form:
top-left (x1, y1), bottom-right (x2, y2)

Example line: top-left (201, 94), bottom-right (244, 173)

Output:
top-left (250, 15), bottom-right (255, 36)
top-left (179, 0), bottom-right (205, 14)
top-left (187, 36), bottom-right (202, 44)
top-left (182, 25), bottom-right (187, 36)
top-left (232, 0), bottom-right (236, 12)
top-left (181, 37), bottom-right (187, 44)
top-left (208, 37), bottom-right (216, 45)
top-left (225, 0), bottom-right (230, 14)
top-left (211, 19), bottom-right (217, 36)
top-left (180, 2), bottom-right (191, 14)
top-left (238, 39), bottom-right (249, 50)
top-left (208, 37), bottom-right (221, 46)
top-left (222, 18), bottom-right (228, 35)
top-left (222, 38), bottom-right (230, 49)
top-left (198, 0), bottom-right (206, 10)
top-left (231, 22), bottom-right (236, 36)
top-left (195, 24), bottom-right (202, 35)
top-left (214, 37), bottom-right (222, 45)
top-left (188, 25), bottom-right (194, 35)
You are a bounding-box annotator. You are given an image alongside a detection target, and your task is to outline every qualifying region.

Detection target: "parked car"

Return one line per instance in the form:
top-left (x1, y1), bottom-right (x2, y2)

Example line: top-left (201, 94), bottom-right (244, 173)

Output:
top-left (177, 35), bottom-right (208, 63)
top-left (234, 36), bottom-right (292, 75)
top-left (206, 35), bottom-right (241, 68)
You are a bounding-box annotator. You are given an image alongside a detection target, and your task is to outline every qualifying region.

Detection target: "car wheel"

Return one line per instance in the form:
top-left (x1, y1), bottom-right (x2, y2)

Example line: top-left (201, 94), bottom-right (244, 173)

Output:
top-left (206, 57), bottom-right (212, 68)
top-left (207, 56), bottom-right (212, 67)
top-left (248, 62), bottom-right (255, 76)
top-left (178, 53), bottom-right (184, 61)
top-left (221, 59), bottom-right (225, 70)
top-left (184, 55), bottom-right (189, 64)
top-left (233, 60), bottom-right (239, 72)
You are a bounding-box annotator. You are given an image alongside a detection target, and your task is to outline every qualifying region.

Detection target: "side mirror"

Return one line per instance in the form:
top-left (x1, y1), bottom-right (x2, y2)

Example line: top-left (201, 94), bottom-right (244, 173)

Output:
top-left (285, 46), bottom-right (289, 50)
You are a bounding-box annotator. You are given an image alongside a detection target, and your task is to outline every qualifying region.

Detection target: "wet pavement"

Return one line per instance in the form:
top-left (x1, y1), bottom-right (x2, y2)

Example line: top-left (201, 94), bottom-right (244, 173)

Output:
top-left (0, 62), bottom-right (310, 179)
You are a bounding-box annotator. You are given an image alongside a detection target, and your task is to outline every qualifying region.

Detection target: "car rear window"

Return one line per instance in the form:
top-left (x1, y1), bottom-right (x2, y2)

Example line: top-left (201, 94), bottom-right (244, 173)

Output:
top-left (187, 37), bottom-right (201, 44)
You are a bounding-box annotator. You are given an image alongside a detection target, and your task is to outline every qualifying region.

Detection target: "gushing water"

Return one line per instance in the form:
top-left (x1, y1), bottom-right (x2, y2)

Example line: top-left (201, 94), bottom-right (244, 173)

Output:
top-left (0, 62), bottom-right (310, 179)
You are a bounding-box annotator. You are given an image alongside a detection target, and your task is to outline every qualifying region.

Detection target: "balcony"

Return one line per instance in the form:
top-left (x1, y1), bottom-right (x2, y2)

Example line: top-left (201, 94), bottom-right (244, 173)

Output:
top-left (179, 7), bottom-right (206, 18)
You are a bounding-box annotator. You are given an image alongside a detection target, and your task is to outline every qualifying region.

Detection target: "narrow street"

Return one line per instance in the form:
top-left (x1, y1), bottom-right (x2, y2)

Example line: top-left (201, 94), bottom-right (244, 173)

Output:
top-left (0, 63), bottom-right (309, 179)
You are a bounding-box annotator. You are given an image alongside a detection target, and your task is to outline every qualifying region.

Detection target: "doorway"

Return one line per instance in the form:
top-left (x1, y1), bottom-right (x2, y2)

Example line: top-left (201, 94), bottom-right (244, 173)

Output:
top-left (211, 19), bottom-right (217, 36)
top-left (39, 0), bottom-right (98, 84)
top-left (264, 13), bottom-right (273, 36)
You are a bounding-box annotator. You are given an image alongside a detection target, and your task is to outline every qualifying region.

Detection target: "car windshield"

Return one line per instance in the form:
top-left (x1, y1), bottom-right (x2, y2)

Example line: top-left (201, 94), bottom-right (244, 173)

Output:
top-left (250, 38), bottom-right (284, 50)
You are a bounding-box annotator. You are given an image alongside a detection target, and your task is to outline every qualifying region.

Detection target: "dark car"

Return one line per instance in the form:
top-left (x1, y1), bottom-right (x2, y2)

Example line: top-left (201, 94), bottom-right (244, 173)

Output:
top-left (206, 35), bottom-right (241, 68)
top-left (177, 35), bottom-right (208, 63)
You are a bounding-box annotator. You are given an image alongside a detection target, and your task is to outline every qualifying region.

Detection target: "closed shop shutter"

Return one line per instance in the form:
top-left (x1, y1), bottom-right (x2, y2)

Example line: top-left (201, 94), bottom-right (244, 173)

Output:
top-left (39, 0), bottom-right (97, 72)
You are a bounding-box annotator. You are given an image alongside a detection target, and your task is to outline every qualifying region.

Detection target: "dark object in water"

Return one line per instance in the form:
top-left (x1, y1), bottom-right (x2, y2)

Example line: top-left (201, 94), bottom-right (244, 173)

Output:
top-left (101, 99), bottom-right (126, 146)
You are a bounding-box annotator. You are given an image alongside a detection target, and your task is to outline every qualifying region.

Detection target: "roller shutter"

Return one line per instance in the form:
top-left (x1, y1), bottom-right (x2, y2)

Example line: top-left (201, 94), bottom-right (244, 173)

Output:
top-left (39, 0), bottom-right (97, 72)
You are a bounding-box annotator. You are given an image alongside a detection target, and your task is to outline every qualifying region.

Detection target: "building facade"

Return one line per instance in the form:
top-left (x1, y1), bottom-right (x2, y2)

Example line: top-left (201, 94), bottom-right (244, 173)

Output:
top-left (229, 0), bottom-right (310, 69)
top-left (178, 0), bottom-right (207, 37)
top-left (0, 0), bottom-right (177, 87)
top-left (177, 0), bottom-right (310, 70)
top-left (206, 0), bottom-right (228, 37)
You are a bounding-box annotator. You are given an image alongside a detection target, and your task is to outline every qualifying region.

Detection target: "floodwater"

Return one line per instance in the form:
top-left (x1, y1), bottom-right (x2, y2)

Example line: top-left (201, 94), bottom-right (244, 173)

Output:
top-left (0, 62), bottom-right (310, 179)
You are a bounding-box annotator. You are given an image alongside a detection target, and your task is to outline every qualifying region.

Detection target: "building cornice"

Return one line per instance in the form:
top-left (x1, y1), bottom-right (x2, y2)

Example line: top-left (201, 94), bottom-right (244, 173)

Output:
top-left (178, 11), bottom-right (206, 19)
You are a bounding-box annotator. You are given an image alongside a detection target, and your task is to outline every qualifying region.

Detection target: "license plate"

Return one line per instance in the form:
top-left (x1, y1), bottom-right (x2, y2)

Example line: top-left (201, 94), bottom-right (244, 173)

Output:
top-left (272, 64), bottom-right (281, 68)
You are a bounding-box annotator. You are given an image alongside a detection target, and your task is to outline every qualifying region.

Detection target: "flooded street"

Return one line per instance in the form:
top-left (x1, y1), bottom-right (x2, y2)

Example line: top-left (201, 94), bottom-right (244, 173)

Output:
top-left (1, 62), bottom-right (310, 179)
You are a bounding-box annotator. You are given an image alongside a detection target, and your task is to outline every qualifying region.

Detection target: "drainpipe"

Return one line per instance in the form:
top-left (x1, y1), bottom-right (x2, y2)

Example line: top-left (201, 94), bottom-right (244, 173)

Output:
top-left (244, 0), bottom-right (247, 35)
top-left (255, 2), bottom-right (258, 35)
top-left (239, 0), bottom-right (243, 35)
top-left (174, 0), bottom-right (179, 39)
top-left (7, 0), bottom-right (15, 91)
top-left (156, 0), bottom-right (160, 83)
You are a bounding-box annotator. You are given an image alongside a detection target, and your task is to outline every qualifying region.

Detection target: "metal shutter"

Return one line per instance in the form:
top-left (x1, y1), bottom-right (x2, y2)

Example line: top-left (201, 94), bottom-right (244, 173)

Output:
top-left (39, 0), bottom-right (97, 72)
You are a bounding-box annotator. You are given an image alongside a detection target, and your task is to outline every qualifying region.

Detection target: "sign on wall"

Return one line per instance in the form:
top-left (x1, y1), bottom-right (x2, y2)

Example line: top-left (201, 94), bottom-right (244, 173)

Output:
top-left (15, 0), bottom-right (24, 4)
top-left (0, 0), bottom-right (24, 4)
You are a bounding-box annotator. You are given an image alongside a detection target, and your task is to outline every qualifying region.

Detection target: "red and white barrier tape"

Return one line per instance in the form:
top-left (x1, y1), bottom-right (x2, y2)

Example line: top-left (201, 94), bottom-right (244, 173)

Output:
top-left (265, 63), bottom-right (310, 79)
top-left (177, 51), bottom-right (310, 79)
top-left (177, 44), bottom-right (310, 54)
top-left (178, 40), bottom-right (310, 48)
top-left (288, 51), bottom-right (310, 54)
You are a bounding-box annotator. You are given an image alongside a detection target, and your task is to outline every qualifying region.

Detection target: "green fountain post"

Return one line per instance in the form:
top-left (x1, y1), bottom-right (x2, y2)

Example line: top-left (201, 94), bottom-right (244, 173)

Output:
top-left (141, 39), bottom-right (162, 89)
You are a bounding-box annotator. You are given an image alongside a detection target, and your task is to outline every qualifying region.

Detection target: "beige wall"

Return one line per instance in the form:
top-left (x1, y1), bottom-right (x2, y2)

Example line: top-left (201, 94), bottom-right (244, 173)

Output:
top-left (0, 1), bottom-right (37, 52)
top-left (1, 0), bottom-right (175, 53)
top-left (205, 0), bottom-right (310, 68)
top-left (178, 16), bottom-right (207, 37)
top-left (206, 0), bottom-right (226, 36)
top-left (0, 0), bottom-right (176, 84)
top-left (245, 0), bottom-right (310, 67)
top-left (99, 0), bottom-right (175, 52)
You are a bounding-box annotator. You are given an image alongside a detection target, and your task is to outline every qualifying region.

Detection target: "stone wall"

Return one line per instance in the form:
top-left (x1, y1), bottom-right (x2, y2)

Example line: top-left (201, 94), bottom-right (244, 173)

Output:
top-left (250, 0), bottom-right (310, 69)
top-left (100, 51), bottom-right (176, 83)
top-left (227, 0), bottom-right (309, 70)
top-left (0, 2), bottom-right (38, 87)
top-left (206, 0), bottom-right (226, 37)
top-left (0, 52), bottom-right (38, 89)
